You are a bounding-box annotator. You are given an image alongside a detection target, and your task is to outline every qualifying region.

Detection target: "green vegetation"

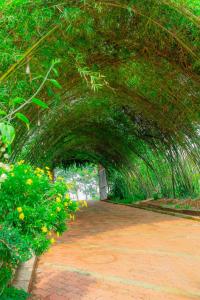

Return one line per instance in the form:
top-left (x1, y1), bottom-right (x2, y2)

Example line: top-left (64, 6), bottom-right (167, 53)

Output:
top-left (0, 0), bottom-right (200, 294)
top-left (0, 161), bottom-right (78, 296)
top-left (108, 154), bottom-right (200, 202)
top-left (0, 287), bottom-right (29, 300)
top-left (0, 0), bottom-right (198, 201)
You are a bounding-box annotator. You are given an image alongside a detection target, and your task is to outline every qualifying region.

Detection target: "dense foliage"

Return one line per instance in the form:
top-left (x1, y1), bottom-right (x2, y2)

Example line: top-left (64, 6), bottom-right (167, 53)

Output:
top-left (0, 161), bottom-right (78, 296)
top-left (0, 0), bottom-right (199, 199)
top-left (0, 287), bottom-right (29, 300)
top-left (108, 155), bottom-right (200, 202)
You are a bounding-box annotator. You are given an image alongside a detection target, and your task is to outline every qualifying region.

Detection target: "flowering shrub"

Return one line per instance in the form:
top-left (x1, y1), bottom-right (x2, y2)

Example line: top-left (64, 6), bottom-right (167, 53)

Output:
top-left (0, 161), bottom-right (78, 295)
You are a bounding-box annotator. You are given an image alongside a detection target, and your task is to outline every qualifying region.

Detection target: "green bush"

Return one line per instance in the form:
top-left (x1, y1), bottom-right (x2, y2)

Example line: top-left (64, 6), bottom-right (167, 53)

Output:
top-left (0, 287), bottom-right (29, 300)
top-left (0, 161), bottom-right (78, 295)
top-left (153, 192), bottom-right (162, 200)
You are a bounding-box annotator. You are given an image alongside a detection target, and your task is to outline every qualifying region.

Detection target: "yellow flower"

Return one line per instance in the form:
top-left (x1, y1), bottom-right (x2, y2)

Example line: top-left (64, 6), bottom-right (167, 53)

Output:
top-left (41, 226), bottom-right (48, 233)
top-left (50, 238), bottom-right (55, 244)
top-left (26, 179), bottom-right (33, 185)
top-left (17, 207), bottom-right (22, 213)
top-left (45, 166), bottom-right (50, 170)
top-left (18, 160), bottom-right (25, 165)
top-left (65, 194), bottom-right (70, 200)
top-left (35, 167), bottom-right (44, 175)
top-left (56, 197), bottom-right (61, 203)
top-left (48, 231), bottom-right (52, 236)
top-left (19, 213), bottom-right (24, 220)
top-left (47, 171), bottom-right (53, 181)
top-left (56, 207), bottom-right (61, 212)
top-left (80, 200), bottom-right (87, 207)
top-left (64, 202), bottom-right (68, 207)
top-left (70, 214), bottom-right (75, 221)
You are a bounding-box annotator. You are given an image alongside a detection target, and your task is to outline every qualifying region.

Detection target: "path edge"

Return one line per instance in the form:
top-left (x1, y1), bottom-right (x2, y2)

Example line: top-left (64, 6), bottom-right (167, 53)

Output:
top-left (104, 200), bottom-right (200, 222)
top-left (13, 256), bottom-right (38, 293)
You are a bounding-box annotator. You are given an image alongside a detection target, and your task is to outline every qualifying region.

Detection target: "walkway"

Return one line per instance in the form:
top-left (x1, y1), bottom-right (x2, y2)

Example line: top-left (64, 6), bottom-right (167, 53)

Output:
top-left (30, 201), bottom-right (200, 300)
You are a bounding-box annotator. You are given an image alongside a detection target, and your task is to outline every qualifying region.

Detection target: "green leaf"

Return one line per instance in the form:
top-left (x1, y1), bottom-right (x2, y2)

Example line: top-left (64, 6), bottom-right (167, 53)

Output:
top-left (51, 58), bottom-right (61, 65)
top-left (15, 113), bottom-right (30, 129)
top-left (52, 67), bottom-right (59, 77)
top-left (0, 110), bottom-right (7, 116)
top-left (49, 79), bottom-right (62, 89)
top-left (32, 98), bottom-right (48, 109)
top-left (0, 122), bottom-right (15, 145)
top-left (12, 97), bottom-right (25, 106)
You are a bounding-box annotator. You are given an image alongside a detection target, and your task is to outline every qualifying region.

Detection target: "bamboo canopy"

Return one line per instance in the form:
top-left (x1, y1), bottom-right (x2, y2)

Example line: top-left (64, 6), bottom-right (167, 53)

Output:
top-left (0, 0), bottom-right (199, 199)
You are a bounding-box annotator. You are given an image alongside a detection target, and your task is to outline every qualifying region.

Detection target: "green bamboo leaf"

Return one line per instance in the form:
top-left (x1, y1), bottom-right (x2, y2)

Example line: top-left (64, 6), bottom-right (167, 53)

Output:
top-left (0, 110), bottom-right (7, 116)
top-left (49, 79), bottom-right (62, 89)
top-left (0, 122), bottom-right (15, 145)
top-left (12, 97), bottom-right (25, 106)
top-left (51, 58), bottom-right (61, 65)
top-left (15, 113), bottom-right (30, 129)
top-left (52, 67), bottom-right (59, 77)
top-left (32, 98), bottom-right (48, 109)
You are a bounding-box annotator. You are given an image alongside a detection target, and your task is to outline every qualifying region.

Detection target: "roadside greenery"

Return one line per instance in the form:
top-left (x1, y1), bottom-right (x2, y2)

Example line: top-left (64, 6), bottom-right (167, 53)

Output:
top-left (0, 161), bottom-right (78, 296)
top-left (108, 153), bottom-right (200, 202)
top-left (0, 287), bottom-right (29, 300)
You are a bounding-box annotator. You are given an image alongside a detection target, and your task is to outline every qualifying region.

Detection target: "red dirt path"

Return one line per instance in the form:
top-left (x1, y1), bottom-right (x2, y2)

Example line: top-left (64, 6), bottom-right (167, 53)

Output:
top-left (30, 201), bottom-right (200, 300)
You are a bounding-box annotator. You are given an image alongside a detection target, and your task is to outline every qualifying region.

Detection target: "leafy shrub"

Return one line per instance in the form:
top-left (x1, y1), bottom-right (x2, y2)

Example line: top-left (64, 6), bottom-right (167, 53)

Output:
top-left (0, 161), bottom-right (78, 295)
top-left (153, 192), bottom-right (162, 200)
top-left (0, 287), bottom-right (29, 300)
